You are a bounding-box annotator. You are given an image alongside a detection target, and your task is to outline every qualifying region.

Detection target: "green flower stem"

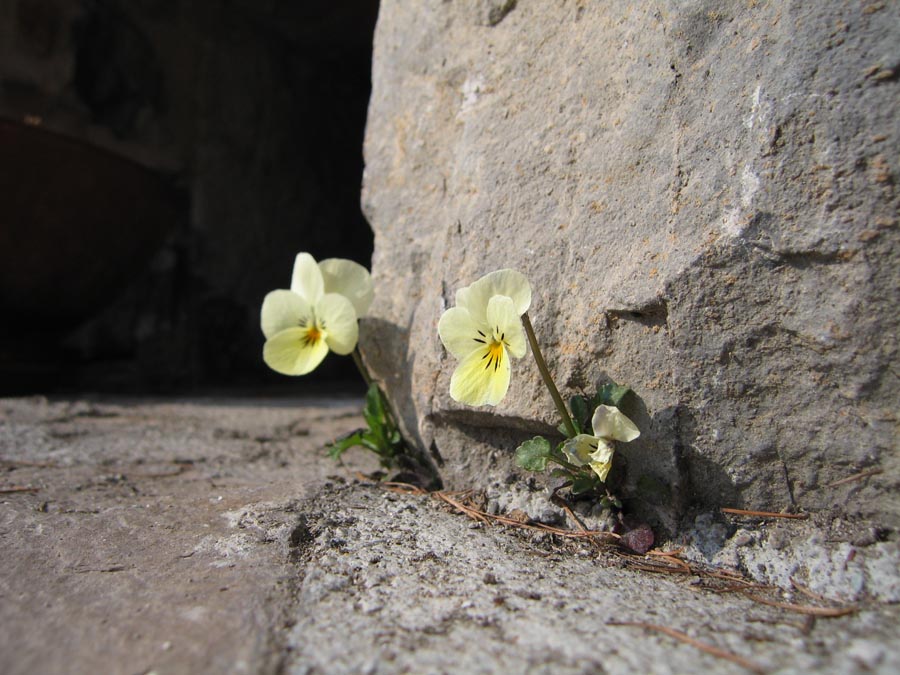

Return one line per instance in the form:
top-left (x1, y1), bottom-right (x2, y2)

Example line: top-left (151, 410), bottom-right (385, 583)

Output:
top-left (548, 456), bottom-right (582, 473)
top-left (351, 348), bottom-right (373, 387)
top-left (521, 312), bottom-right (578, 438)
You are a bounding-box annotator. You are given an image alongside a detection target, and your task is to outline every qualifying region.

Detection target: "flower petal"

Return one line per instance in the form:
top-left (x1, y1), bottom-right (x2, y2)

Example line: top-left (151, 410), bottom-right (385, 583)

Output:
top-left (486, 295), bottom-right (526, 358)
top-left (260, 290), bottom-right (308, 339)
top-left (263, 327), bottom-right (329, 375)
top-left (455, 285), bottom-right (472, 312)
top-left (317, 293), bottom-right (358, 355)
top-left (319, 258), bottom-right (374, 317)
top-left (588, 439), bottom-right (614, 465)
top-left (449, 343), bottom-right (511, 407)
top-left (589, 458), bottom-right (614, 483)
top-left (591, 405), bottom-right (640, 442)
top-left (561, 434), bottom-right (597, 466)
top-left (290, 252), bottom-right (324, 304)
top-left (438, 307), bottom-right (484, 359)
top-left (457, 269), bottom-right (532, 322)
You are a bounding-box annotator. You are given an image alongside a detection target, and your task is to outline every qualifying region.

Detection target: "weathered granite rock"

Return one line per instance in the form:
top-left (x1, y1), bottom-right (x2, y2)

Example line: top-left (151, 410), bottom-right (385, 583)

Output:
top-left (360, 1), bottom-right (899, 536)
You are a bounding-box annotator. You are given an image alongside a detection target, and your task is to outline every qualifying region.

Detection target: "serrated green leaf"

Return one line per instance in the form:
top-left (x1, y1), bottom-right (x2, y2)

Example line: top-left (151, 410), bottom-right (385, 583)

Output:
top-left (515, 436), bottom-right (553, 472)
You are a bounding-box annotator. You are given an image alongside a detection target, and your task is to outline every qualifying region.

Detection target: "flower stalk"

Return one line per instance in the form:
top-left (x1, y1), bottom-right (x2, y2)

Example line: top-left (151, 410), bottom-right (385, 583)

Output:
top-left (521, 311), bottom-right (577, 438)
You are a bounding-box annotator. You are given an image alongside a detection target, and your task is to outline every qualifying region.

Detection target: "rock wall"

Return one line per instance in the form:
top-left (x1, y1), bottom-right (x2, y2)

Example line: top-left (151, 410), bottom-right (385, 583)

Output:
top-left (361, 1), bottom-right (899, 531)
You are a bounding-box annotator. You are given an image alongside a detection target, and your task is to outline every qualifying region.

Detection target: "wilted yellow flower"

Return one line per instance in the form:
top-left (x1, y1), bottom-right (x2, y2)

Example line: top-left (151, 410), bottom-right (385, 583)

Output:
top-left (261, 252), bottom-right (373, 375)
top-left (561, 405), bottom-right (640, 482)
top-left (438, 269), bottom-right (532, 406)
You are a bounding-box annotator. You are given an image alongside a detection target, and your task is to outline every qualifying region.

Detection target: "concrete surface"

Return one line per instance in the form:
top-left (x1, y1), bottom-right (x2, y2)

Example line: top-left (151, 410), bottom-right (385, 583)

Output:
top-left (1, 397), bottom-right (898, 674)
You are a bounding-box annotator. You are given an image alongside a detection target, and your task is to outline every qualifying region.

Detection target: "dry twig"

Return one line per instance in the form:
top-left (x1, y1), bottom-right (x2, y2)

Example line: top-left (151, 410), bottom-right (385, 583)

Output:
top-left (647, 547), bottom-right (685, 557)
top-left (383, 481), bottom-right (428, 495)
top-left (721, 507), bottom-right (808, 520)
top-left (741, 592), bottom-right (857, 617)
top-left (0, 485), bottom-right (39, 494)
top-left (789, 577), bottom-right (838, 604)
top-left (824, 468), bottom-right (883, 488)
top-left (431, 490), bottom-right (619, 542)
top-left (608, 621), bottom-right (767, 674)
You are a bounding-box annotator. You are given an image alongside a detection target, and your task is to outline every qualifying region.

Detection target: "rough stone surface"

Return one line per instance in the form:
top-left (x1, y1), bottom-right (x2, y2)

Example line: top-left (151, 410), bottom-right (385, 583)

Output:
top-left (360, 0), bottom-right (899, 542)
top-left (0, 396), bottom-right (376, 675)
top-left (2, 397), bottom-right (899, 674)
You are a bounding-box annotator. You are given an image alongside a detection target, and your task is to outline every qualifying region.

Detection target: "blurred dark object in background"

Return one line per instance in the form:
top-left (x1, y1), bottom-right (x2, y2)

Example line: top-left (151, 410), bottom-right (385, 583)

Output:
top-left (0, 0), bottom-right (379, 395)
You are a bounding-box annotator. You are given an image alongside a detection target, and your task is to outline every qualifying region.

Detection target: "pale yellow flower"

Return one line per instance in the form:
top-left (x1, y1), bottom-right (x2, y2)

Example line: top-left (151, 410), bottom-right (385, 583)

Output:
top-left (561, 405), bottom-right (640, 482)
top-left (438, 269), bottom-right (531, 406)
top-left (261, 252), bottom-right (372, 375)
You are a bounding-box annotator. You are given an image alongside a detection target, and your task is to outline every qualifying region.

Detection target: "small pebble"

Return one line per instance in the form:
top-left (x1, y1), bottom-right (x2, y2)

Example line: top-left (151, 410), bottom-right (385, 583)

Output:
top-left (732, 530), bottom-right (754, 546)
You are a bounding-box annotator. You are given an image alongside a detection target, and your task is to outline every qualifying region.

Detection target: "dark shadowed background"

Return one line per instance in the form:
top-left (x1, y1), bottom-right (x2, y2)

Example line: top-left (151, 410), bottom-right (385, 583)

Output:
top-left (0, 0), bottom-right (379, 395)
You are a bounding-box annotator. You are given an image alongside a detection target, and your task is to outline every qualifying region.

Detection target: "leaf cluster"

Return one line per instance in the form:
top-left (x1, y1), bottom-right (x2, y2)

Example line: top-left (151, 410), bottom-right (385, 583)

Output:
top-left (516, 380), bottom-right (638, 503)
top-left (559, 382), bottom-right (633, 436)
top-left (515, 435), bottom-right (609, 497)
top-left (327, 383), bottom-right (404, 469)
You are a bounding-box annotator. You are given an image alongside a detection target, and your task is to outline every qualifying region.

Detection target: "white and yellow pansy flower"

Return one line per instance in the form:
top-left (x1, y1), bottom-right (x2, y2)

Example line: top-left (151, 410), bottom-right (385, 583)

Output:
top-left (261, 252), bottom-right (373, 376)
top-left (561, 404), bottom-right (640, 482)
top-left (438, 269), bottom-right (532, 406)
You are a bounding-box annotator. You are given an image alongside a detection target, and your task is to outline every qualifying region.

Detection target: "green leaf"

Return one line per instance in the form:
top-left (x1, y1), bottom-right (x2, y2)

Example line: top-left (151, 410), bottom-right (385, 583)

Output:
top-left (326, 429), bottom-right (367, 460)
top-left (569, 395), bottom-right (588, 433)
top-left (571, 475), bottom-right (598, 495)
top-left (549, 468), bottom-right (572, 479)
top-left (515, 436), bottom-right (553, 472)
top-left (364, 383), bottom-right (386, 422)
top-left (594, 382), bottom-right (632, 409)
top-left (363, 384), bottom-right (384, 430)
top-left (363, 383), bottom-right (396, 453)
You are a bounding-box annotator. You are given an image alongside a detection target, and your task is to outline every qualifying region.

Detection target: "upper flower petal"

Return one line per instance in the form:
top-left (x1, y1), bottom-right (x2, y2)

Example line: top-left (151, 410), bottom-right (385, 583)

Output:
top-left (456, 269), bottom-right (532, 323)
top-left (591, 405), bottom-right (640, 442)
top-left (485, 295), bottom-right (527, 358)
top-left (319, 258), bottom-right (374, 317)
top-left (261, 290), bottom-right (309, 339)
top-left (263, 327), bottom-right (329, 375)
top-left (449, 342), bottom-right (511, 407)
top-left (317, 293), bottom-right (359, 355)
top-left (290, 252), bottom-right (324, 305)
top-left (437, 306), bottom-right (484, 359)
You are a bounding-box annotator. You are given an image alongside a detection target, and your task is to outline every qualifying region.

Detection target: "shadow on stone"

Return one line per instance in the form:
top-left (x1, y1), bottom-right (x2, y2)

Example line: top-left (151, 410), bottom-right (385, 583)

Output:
top-left (359, 316), bottom-right (442, 488)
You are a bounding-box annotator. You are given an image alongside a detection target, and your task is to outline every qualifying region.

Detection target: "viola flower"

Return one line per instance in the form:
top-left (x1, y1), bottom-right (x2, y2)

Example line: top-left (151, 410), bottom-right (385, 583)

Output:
top-left (261, 252), bottom-right (372, 375)
top-left (561, 405), bottom-right (640, 482)
top-left (438, 269), bottom-right (531, 406)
